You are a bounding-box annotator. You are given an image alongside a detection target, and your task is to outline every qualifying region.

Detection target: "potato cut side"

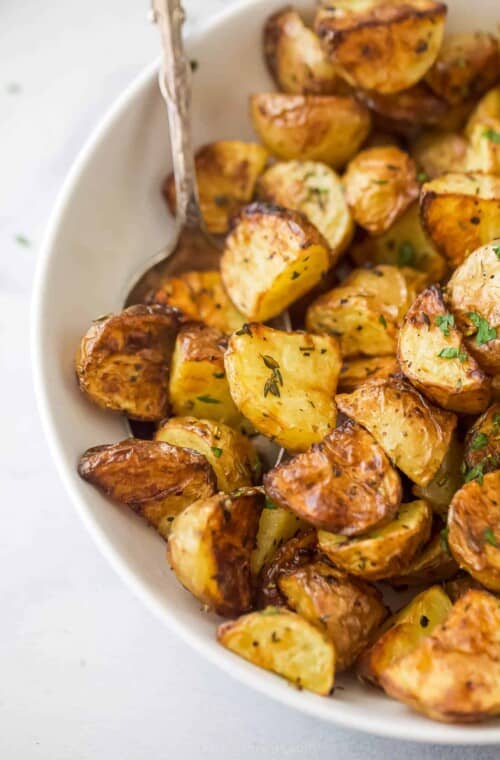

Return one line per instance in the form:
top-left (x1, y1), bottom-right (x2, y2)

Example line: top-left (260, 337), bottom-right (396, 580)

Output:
top-left (163, 141), bottom-right (268, 234)
top-left (337, 356), bottom-right (400, 394)
top-left (388, 526), bottom-right (458, 588)
top-left (409, 130), bottom-right (468, 180)
top-left (224, 323), bottom-right (340, 452)
top-left (217, 607), bottom-right (335, 695)
top-left (465, 86), bottom-right (500, 175)
top-left (251, 505), bottom-right (306, 577)
top-left (412, 434), bottom-right (464, 518)
top-left (264, 420), bottom-right (401, 535)
top-left (256, 531), bottom-right (317, 609)
top-left (464, 403), bottom-right (500, 473)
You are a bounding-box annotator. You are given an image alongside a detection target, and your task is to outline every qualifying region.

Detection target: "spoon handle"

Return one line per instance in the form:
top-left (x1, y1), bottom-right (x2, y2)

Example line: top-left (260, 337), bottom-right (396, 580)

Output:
top-left (151, 0), bottom-right (203, 230)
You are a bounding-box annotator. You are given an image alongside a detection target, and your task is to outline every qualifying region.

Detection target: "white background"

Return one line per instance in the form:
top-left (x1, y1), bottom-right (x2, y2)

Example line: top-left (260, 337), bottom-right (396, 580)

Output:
top-left (0, 1), bottom-right (497, 757)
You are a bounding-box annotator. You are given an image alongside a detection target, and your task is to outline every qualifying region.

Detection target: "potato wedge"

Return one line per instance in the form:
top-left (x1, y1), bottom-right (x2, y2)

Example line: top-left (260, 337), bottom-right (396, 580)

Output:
top-left (257, 530), bottom-right (317, 608)
top-left (464, 86), bottom-right (500, 175)
top-left (167, 490), bottom-right (263, 616)
top-left (380, 590), bottom-right (500, 722)
top-left (251, 505), bottom-right (306, 577)
top-left (163, 141), bottom-right (268, 234)
top-left (409, 130), bottom-right (468, 179)
top-left (315, 0), bottom-right (446, 95)
top-left (336, 376), bottom-right (457, 487)
top-left (224, 323), bottom-right (340, 452)
top-left (357, 84), bottom-right (448, 130)
top-left (78, 438), bottom-right (216, 533)
top-left (75, 305), bottom-right (179, 421)
top-left (250, 93), bottom-right (371, 168)
top-left (337, 356), bottom-right (400, 393)
top-left (220, 203), bottom-right (330, 322)
top-left (419, 173), bottom-right (500, 268)
top-left (444, 573), bottom-right (490, 603)
top-left (279, 561), bottom-right (387, 670)
top-left (217, 607), bottom-right (335, 695)
top-left (317, 500), bottom-right (432, 580)
top-left (464, 403), bottom-right (500, 474)
top-left (264, 420), bottom-right (401, 535)
top-left (412, 434), bottom-right (464, 517)
top-left (398, 285), bottom-right (491, 413)
top-left (257, 161), bottom-right (353, 264)
top-left (388, 525), bottom-right (458, 587)
top-left (448, 471), bottom-right (500, 593)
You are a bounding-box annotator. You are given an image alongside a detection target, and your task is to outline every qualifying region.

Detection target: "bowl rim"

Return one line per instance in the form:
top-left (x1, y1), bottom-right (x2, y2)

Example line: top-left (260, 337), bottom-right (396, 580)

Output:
top-left (31, 0), bottom-right (500, 745)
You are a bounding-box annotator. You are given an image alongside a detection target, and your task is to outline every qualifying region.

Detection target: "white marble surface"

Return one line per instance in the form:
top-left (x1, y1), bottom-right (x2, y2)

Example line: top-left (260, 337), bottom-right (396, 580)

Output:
top-left (0, 1), bottom-right (497, 757)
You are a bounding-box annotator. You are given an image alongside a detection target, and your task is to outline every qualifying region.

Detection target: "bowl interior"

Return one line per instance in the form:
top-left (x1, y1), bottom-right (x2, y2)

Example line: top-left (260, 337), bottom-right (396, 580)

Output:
top-left (33, 0), bottom-right (500, 744)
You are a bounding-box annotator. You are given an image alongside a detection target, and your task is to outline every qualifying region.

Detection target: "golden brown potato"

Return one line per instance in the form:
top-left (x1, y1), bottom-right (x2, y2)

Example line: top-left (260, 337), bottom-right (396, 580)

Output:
top-left (448, 471), bottom-right (500, 593)
top-left (343, 146), bottom-right (419, 235)
top-left (224, 323), bottom-right (340, 452)
top-left (78, 438), bottom-right (216, 532)
top-left (336, 376), bottom-right (457, 487)
top-left (163, 141), bottom-right (268, 234)
top-left (380, 590), bottom-right (500, 723)
top-left (220, 203), bottom-right (330, 323)
top-left (444, 573), bottom-right (490, 603)
top-left (419, 173), bottom-right (500, 268)
top-left (264, 420), bottom-right (401, 535)
top-left (318, 500), bottom-right (433, 580)
top-left (465, 86), bottom-right (500, 175)
top-left (398, 285), bottom-right (491, 414)
top-left (409, 130), bottom-right (468, 179)
top-left (306, 265), bottom-right (427, 358)
top-left (387, 524), bottom-right (458, 587)
top-left (358, 586), bottom-right (452, 686)
top-left (256, 160), bottom-right (353, 264)
top-left (425, 33), bottom-right (500, 105)
top-left (251, 505), bottom-right (306, 577)
top-left (217, 606), bottom-right (335, 695)
top-left (315, 0), bottom-right (446, 95)
top-left (493, 374), bottom-right (500, 401)
top-left (279, 562), bottom-right (387, 670)
top-left (357, 84), bottom-right (448, 130)
top-left (75, 305), bottom-right (179, 421)
top-left (256, 530), bottom-right (317, 608)
top-left (167, 490), bottom-right (263, 616)
top-left (412, 434), bottom-right (464, 517)
top-left (464, 403), bottom-right (500, 473)
top-left (337, 356), bottom-right (400, 394)
top-left (250, 93), bottom-right (371, 168)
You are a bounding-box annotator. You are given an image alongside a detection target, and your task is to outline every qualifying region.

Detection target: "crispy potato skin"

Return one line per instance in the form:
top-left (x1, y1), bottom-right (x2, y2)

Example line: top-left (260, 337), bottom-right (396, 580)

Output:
top-left (315, 0), bottom-right (446, 95)
top-left (398, 285), bottom-right (491, 413)
top-left (250, 93), bottom-right (371, 168)
top-left (344, 146), bottom-right (419, 235)
top-left (448, 472), bottom-right (500, 593)
top-left (336, 376), bottom-right (457, 487)
top-left (465, 86), bottom-right (500, 175)
top-left (380, 590), bottom-right (500, 722)
top-left (357, 84), bottom-right (448, 129)
top-left (444, 573), bottom-right (491, 603)
top-left (163, 141), bottom-right (268, 234)
top-left (412, 434), bottom-right (464, 517)
top-left (217, 607), bottom-right (335, 695)
top-left (75, 305), bottom-right (179, 421)
top-left (410, 130), bottom-right (468, 179)
top-left (264, 420), bottom-right (401, 535)
top-left (464, 403), bottom-right (500, 472)
top-left (167, 490), bottom-right (263, 616)
top-left (256, 530), bottom-right (317, 608)
top-left (388, 526), bottom-right (458, 588)
top-left (78, 438), bottom-right (216, 531)
top-left (337, 356), bottom-right (400, 394)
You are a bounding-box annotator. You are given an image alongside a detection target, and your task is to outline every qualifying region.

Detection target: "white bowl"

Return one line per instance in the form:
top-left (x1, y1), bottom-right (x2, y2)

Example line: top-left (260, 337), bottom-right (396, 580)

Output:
top-left (33, 0), bottom-right (500, 744)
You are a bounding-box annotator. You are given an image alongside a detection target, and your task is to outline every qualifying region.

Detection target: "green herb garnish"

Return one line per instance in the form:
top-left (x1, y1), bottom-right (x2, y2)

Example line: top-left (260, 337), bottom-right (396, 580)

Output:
top-left (211, 447), bottom-right (223, 458)
top-left (265, 497), bottom-right (278, 510)
top-left (471, 432), bottom-right (489, 450)
top-left (468, 311), bottom-right (496, 346)
top-left (464, 463), bottom-right (484, 485)
top-left (417, 171), bottom-right (429, 183)
top-left (484, 527), bottom-right (497, 547)
top-left (378, 314), bottom-right (387, 328)
top-left (483, 128), bottom-right (500, 143)
top-left (435, 313), bottom-right (455, 337)
top-left (437, 347), bottom-right (467, 361)
top-left (440, 527), bottom-right (450, 555)
top-left (263, 355), bottom-right (283, 398)
top-left (197, 395), bottom-right (221, 404)
top-left (398, 241), bottom-right (416, 266)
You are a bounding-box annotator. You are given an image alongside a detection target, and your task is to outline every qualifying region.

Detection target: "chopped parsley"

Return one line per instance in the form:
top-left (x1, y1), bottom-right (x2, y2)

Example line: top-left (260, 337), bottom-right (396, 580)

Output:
top-left (435, 313), bottom-right (455, 336)
top-left (493, 413), bottom-right (500, 431)
top-left (471, 432), bottom-right (489, 450)
top-left (484, 527), bottom-right (497, 547)
top-left (196, 395), bottom-right (221, 404)
top-left (265, 497), bottom-right (278, 510)
top-left (398, 241), bottom-right (416, 266)
top-left (417, 171), bottom-right (429, 183)
top-left (440, 527), bottom-right (450, 555)
top-left (483, 128), bottom-right (500, 143)
top-left (493, 244), bottom-right (500, 260)
top-left (464, 462), bottom-right (484, 485)
top-left (467, 311), bottom-right (496, 346)
top-left (437, 347), bottom-right (467, 362)
top-left (211, 447), bottom-right (223, 458)
top-left (378, 314), bottom-right (387, 328)
top-left (262, 355), bottom-right (283, 398)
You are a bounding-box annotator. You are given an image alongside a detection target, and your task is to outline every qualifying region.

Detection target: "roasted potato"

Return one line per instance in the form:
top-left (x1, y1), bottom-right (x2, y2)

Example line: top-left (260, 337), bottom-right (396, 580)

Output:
top-left (314, 0), bottom-right (446, 95)
top-left (279, 562), bottom-right (387, 670)
top-left (336, 376), bottom-right (457, 487)
top-left (409, 130), bottom-right (468, 179)
top-left (250, 93), bottom-right (371, 168)
top-left (264, 420), bottom-right (401, 535)
top-left (419, 173), bottom-right (500, 268)
top-left (256, 530), bottom-right (317, 608)
top-left (412, 434), bottom-right (464, 517)
top-left (167, 489), bottom-right (262, 616)
top-left (343, 146), bottom-right (419, 235)
top-left (78, 438), bottom-right (216, 533)
top-left (337, 356), bottom-right (400, 394)
top-left (464, 403), bottom-right (500, 473)
top-left (306, 265), bottom-right (427, 358)
top-left (220, 203), bottom-right (330, 323)
top-left (448, 471), bottom-right (500, 593)
top-left (380, 590), bottom-right (500, 722)
top-left (357, 84), bottom-right (448, 131)
top-left (387, 525), bottom-right (458, 587)
top-left (465, 86), bottom-right (500, 175)
top-left (75, 305), bottom-right (179, 421)
top-left (398, 285), bottom-right (491, 414)
top-left (257, 160), bottom-right (353, 264)
top-left (444, 573), bottom-right (490, 603)
top-left (317, 499), bottom-right (433, 580)
top-left (224, 323), bottom-right (340, 452)
top-left (217, 606), bottom-right (335, 695)
top-left (163, 141), bottom-right (268, 234)
top-left (251, 504), bottom-right (306, 577)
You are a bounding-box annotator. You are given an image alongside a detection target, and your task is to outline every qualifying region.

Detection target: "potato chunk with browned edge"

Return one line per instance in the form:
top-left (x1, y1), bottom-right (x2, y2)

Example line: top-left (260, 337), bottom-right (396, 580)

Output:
top-left (337, 356), bottom-right (400, 394)
top-left (251, 506), bottom-right (306, 577)
top-left (256, 531), bottom-right (317, 608)
top-left (356, 84), bottom-right (448, 132)
top-left (409, 130), bottom-right (468, 180)
top-left (464, 403), bottom-right (500, 474)
top-left (387, 525), bottom-right (458, 588)
top-left (412, 435), bottom-right (464, 517)
top-left (465, 86), bottom-right (500, 175)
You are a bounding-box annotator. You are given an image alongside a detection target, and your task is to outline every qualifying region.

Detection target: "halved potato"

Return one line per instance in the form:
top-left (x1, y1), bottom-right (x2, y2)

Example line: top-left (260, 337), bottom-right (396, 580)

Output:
top-left (465, 86), bottom-right (500, 175)
top-left (220, 203), bottom-right (330, 322)
top-left (163, 141), bottom-right (268, 234)
top-left (380, 590), bottom-right (500, 722)
top-left (409, 130), bottom-right (468, 179)
top-left (448, 471), bottom-right (500, 593)
top-left (264, 420), bottom-right (401, 535)
top-left (78, 438), bottom-right (216, 533)
top-left (314, 0), bottom-right (446, 94)
top-left (357, 84), bottom-right (448, 130)
top-left (250, 93), bottom-right (371, 168)
top-left (217, 607), bottom-right (335, 695)
top-left (224, 323), bottom-right (340, 452)
top-left (412, 434), bottom-right (464, 517)
top-left (337, 356), bottom-right (400, 393)
top-left (251, 505), bottom-right (306, 577)
top-left (419, 173), bottom-right (500, 268)
top-left (257, 530), bottom-right (317, 608)
top-left (344, 146), bottom-right (419, 235)
top-left (388, 525), bottom-right (458, 587)
top-left (279, 562), bottom-right (387, 670)
top-left (167, 489), bottom-right (263, 616)
top-left (464, 403), bottom-right (500, 473)
top-left (336, 376), bottom-right (457, 487)
top-left (257, 160), bottom-right (353, 264)
top-left (75, 305), bottom-right (179, 421)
